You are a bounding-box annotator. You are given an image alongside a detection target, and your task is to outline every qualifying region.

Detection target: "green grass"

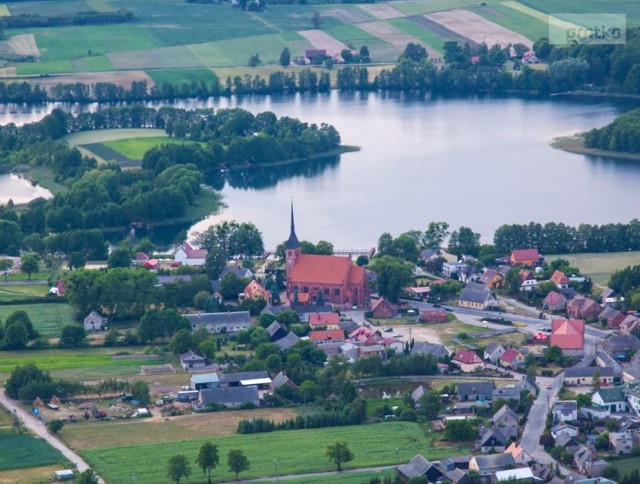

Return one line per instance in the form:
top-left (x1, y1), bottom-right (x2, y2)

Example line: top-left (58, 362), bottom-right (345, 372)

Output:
top-left (473, 2), bottom-right (549, 42)
top-left (146, 68), bottom-right (218, 87)
top-left (82, 422), bottom-right (462, 483)
top-left (27, 167), bottom-right (69, 196)
top-left (0, 283), bottom-right (49, 298)
top-left (0, 433), bottom-right (67, 471)
top-left (323, 24), bottom-right (377, 43)
top-left (549, 251), bottom-right (640, 286)
top-left (16, 60), bottom-right (75, 75)
top-left (610, 455), bottom-right (640, 478)
top-left (389, 17), bottom-right (446, 54)
top-left (64, 128), bottom-right (167, 147)
top-left (2, 271), bottom-right (49, 282)
top-left (102, 136), bottom-right (197, 161)
top-left (391, 0), bottom-right (479, 16)
top-left (285, 469), bottom-right (397, 483)
top-left (522, 0), bottom-right (640, 26)
top-left (0, 303), bottom-right (75, 338)
top-left (76, 54), bottom-right (114, 72)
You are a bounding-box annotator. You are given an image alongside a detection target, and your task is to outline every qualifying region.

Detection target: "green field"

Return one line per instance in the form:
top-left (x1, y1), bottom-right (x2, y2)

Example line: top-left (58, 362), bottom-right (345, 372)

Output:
top-left (610, 455), bottom-right (640, 478)
top-left (0, 284), bottom-right (50, 302)
top-left (389, 17), bottom-right (447, 54)
top-left (549, 251), bottom-right (640, 286)
top-left (474, 2), bottom-right (549, 42)
top-left (82, 422), bottom-right (465, 483)
top-left (102, 136), bottom-right (196, 161)
top-left (0, 303), bottom-right (75, 337)
top-left (0, 433), bottom-right (67, 471)
top-left (64, 128), bottom-right (167, 147)
top-left (146, 68), bottom-right (219, 87)
top-left (523, 0), bottom-right (640, 26)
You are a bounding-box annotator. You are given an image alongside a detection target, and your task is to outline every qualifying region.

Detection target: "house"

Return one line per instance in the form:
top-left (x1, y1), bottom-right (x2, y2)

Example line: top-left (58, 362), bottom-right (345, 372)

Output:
top-left (457, 381), bottom-right (494, 401)
top-left (420, 309), bottom-right (448, 323)
top-left (218, 371), bottom-right (271, 389)
top-left (359, 344), bottom-right (386, 359)
top-left (458, 282), bottom-right (498, 310)
top-left (175, 242), bottom-right (207, 266)
top-left (340, 342), bottom-right (359, 360)
top-left (190, 373), bottom-right (220, 391)
top-left (459, 265), bottom-right (480, 284)
top-left (180, 350), bottom-right (207, 370)
top-left (550, 270), bottom-right (571, 289)
top-left (550, 318), bottom-right (584, 356)
top-left (83, 311), bottom-right (107, 332)
top-left (504, 443), bottom-right (531, 465)
top-left (553, 400), bottom-right (578, 423)
top-left (274, 332), bottom-right (300, 351)
top-left (599, 306), bottom-right (626, 329)
top-left (349, 325), bottom-right (375, 343)
top-left (133, 251), bottom-right (149, 265)
top-left (519, 270), bottom-right (538, 291)
top-left (609, 431), bottom-right (634, 455)
top-left (574, 445), bottom-right (607, 478)
top-left (285, 204), bottom-right (370, 308)
top-left (469, 453), bottom-right (515, 476)
top-left (55, 279), bottom-right (65, 296)
top-left (543, 291), bottom-right (568, 312)
top-left (477, 427), bottom-right (508, 453)
top-left (411, 385), bottom-right (427, 406)
top-left (444, 468), bottom-right (469, 484)
top-left (186, 311), bottom-right (252, 334)
top-left (492, 385), bottom-right (521, 402)
top-left (499, 348), bottom-right (525, 368)
top-left (412, 342), bottom-right (449, 360)
top-left (555, 432), bottom-right (581, 452)
top-left (396, 454), bottom-right (444, 483)
top-left (596, 350), bottom-right (623, 378)
top-left (494, 467), bottom-right (537, 482)
top-left (241, 279), bottom-right (270, 302)
top-left (270, 372), bottom-right (297, 391)
top-left (551, 422), bottom-right (579, 439)
top-left (567, 296), bottom-right (601, 320)
top-left (484, 342), bottom-right (506, 364)
top-left (220, 266), bottom-right (254, 280)
top-left (605, 334), bottom-right (640, 360)
top-left (564, 366), bottom-right (615, 386)
top-left (620, 314), bottom-right (640, 336)
top-left (509, 248), bottom-right (540, 266)
top-left (622, 380), bottom-right (640, 415)
top-left (420, 249), bottom-right (442, 261)
top-left (266, 322), bottom-right (288, 342)
top-left (309, 329), bottom-right (345, 344)
top-left (370, 297), bottom-right (397, 318)
top-left (452, 349), bottom-right (484, 373)
top-left (440, 455), bottom-right (473, 472)
top-left (308, 312), bottom-right (341, 330)
top-left (305, 49), bottom-right (327, 60)
top-left (491, 405), bottom-right (519, 439)
top-left (199, 386), bottom-right (260, 408)
top-left (443, 261), bottom-right (464, 278)
top-left (592, 386), bottom-right (628, 413)
top-left (479, 269), bottom-right (504, 289)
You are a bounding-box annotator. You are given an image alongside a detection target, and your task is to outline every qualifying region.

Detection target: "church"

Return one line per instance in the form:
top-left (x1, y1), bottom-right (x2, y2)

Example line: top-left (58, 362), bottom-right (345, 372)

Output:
top-left (285, 205), bottom-right (370, 308)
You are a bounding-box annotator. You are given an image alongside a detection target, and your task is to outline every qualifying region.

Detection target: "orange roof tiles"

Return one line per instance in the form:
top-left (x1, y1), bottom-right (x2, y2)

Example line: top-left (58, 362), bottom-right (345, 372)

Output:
top-left (290, 254), bottom-right (352, 285)
top-left (550, 318), bottom-right (584, 350)
top-left (308, 312), bottom-right (340, 327)
top-left (309, 329), bottom-right (345, 342)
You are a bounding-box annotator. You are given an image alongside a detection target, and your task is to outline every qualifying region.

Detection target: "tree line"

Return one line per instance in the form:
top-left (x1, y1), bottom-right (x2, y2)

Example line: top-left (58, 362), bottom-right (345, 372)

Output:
top-left (0, 9), bottom-right (133, 28)
top-left (584, 107), bottom-right (640, 153)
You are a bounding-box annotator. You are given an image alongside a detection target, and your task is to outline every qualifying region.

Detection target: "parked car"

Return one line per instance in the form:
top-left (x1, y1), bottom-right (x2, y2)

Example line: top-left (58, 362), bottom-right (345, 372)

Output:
top-left (384, 327), bottom-right (393, 333)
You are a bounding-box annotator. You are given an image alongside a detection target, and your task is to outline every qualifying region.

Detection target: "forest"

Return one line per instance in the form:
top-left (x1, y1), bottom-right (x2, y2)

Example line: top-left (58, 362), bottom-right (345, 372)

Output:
top-left (584, 107), bottom-right (640, 153)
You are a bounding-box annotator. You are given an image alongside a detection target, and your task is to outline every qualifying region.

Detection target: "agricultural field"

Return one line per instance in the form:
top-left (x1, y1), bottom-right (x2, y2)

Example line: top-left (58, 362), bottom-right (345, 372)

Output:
top-left (81, 422), bottom-right (465, 483)
top-left (146, 68), bottom-right (219, 87)
top-left (0, 303), bottom-right (75, 338)
top-left (0, 284), bottom-right (50, 302)
top-left (0, 464), bottom-right (65, 484)
top-left (550, 251), bottom-right (640, 287)
top-left (0, 433), bottom-right (67, 471)
top-left (102, 137), bottom-right (199, 161)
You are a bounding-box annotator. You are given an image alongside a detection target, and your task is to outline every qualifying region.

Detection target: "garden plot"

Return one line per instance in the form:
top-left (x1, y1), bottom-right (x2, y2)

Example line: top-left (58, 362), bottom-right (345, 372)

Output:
top-left (323, 7), bottom-right (371, 24)
top-left (358, 4), bottom-right (406, 20)
top-left (358, 21), bottom-right (440, 59)
top-left (298, 29), bottom-right (349, 56)
top-left (426, 9), bottom-right (533, 48)
top-left (7, 34), bottom-right (40, 57)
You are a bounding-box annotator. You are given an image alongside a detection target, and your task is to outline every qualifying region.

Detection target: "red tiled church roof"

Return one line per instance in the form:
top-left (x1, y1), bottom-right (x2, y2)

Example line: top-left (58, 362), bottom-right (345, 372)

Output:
top-left (290, 254), bottom-right (352, 285)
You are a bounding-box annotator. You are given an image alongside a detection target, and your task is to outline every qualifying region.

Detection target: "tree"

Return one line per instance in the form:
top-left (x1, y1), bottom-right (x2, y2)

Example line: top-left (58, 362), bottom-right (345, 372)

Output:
top-left (419, 390), bottom-right (442, 419)
top-left (368, 256), bottom-right (414, 303)
top-left (356, 255), bottom-right (368, 266)
top-left (107, 245), bottom-right (132, 269)
top-left (248, 53), bottom-right (261, 68)
top-left (20, 253), bottom-right (39, 279)
top-left (3, 321), bottom-right (28, 350)
top-left (131, 380), bottom-right (150, 405)
top-left (76, 469), bottom-right (99, 484)
top-left (196, 441), bottom-right (220, 484)
top-left (6, 310), bottom-right (36, 339)
top-left (311, 12), bottom-right (321, 29)
top-left (325, 440), bottom-right (354, 471)
top-left (170, 329), bottom-right (194, 354)
top-left (0, 258), bottom-right (13, 280)
top-left (423, 222), bottom-right (450, 249)
top-left (167, 454), bottom-right (191, 484)
top-left (279, 47), bottom-right (291, 68)
top-left (603, 465), bottom-right (620, 481)
top-left (68, 251), bottom-right (86, 270)
top-left (59, 324), bottom-right (87, 348)
top-left (315, 240), bottom-right (334, 255)
top-left (401, 42), bottom-right (428, 63)
top-left (47, 419), bottom-right (64, 434)
top-left (444, 419), bottom-right (476, 442)
top-left (512, 43), bottom-right (529, 58)
top-left (5, 363), bottom-right (52, 398)
top-left (199, 339), bottom-right (217, 360)
top-left (359, 45), bottom-right (370, 63)
top-left (227, 449), bottom-right (250, 480)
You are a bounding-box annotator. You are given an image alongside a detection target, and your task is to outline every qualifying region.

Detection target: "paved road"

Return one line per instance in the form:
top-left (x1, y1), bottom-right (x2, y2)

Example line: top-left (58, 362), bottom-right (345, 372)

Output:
top-left (0, 389), bottom-right (103, 483)
top-left (227, 465), bottom-right (394, 483)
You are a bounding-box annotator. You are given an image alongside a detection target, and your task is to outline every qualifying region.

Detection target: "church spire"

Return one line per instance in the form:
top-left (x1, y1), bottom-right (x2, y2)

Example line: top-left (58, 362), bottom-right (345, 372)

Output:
top-left (287, 200), bottom-right (300, 249)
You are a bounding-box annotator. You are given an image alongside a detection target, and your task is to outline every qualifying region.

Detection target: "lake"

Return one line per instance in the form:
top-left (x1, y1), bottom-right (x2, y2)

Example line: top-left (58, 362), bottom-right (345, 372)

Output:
top-left (0, 173), bottom-right (52, 205)
top-left (0, 93), bottom-right (637, 248)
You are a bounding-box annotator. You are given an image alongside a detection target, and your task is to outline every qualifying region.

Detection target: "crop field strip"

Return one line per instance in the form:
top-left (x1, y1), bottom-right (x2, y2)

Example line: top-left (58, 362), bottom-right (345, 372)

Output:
top-left (521, 0), bottom-right (640, 26)
top-left (0, 434), bottom-right (66, 471)
top-left (358, 20), bottom-right (441, 60)
top-left (0, 303), bottom-right (74, 338)
top-left (103, 137), bottom-right (203, 161)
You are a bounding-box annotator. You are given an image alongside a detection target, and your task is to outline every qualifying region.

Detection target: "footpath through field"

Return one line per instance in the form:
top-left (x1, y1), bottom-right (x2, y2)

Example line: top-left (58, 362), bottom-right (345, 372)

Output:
top-left (0, 389), bottom-right (104, 484)
top-left (227, 465), bottom-right (394, 483)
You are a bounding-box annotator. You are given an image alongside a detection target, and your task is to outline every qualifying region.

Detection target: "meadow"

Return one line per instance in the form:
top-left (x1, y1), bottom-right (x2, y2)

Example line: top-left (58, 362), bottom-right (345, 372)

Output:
top-left (102, 137), bottom-right (200, 161)
top-left (0, 303), bottom-right (74, 338)
top-left (549, 251), bottom-right (640, 286)
top-left (81, 422), bottom-right (465, 483)
top-left (0, 433), bottom-right (67, 471)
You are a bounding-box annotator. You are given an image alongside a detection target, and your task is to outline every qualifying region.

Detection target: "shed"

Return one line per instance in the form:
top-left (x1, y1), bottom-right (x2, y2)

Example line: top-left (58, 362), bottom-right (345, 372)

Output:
top-left (54, 470), bottom-right (74, 481)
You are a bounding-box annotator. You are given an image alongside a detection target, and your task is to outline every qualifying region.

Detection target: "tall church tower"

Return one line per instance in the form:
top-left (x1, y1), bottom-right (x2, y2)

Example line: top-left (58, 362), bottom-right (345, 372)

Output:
top-left (285, 202), bottom-right (301, 284)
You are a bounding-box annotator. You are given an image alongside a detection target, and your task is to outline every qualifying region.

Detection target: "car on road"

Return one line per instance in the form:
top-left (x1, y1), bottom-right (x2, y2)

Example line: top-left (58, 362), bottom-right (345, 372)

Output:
top-left (384, 327), bottom-right (393, 333)
top-left (546, 383), bottom-right (552, 389)
top-left (444, 307), bottom-right (453, 312)
top-left (541, 328), bottom-right (552, 334)
top-left (432, 303), bottom-right (441, 308)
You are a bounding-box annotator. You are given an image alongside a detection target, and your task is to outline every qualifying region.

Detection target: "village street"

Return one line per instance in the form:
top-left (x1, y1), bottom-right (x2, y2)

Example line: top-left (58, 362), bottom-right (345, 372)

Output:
top-left (0, 389), bottom-right (104, 484)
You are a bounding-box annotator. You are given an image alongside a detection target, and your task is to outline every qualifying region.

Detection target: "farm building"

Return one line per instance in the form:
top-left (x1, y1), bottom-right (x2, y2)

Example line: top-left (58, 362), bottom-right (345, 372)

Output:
top-left (186, 311), bottom-right (251, 334)
top-left (83, 311), bottom-right (108, 332)
top-left (174, 242), bottom-right (207, 266)
top-left (199, 386), bottom-right (260, 408)
top-left (370, 297), bottom-right (396, 318)
top-left (180, 350), bottom-right (207, 370)
top-left (190, 373), bottom-right (220, 391)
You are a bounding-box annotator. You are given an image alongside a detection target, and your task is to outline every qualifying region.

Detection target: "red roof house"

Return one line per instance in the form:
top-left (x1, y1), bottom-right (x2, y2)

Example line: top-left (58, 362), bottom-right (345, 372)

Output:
top-left (242, 280), bottom-right (271, 302)
top-left (452, 349), bottom-right (484, 373)
top-left (599, 306), bottom-right (626, 329)
top-left (567, 296), bottom-right (601, 320)
top-left (500, 348), bottom-right (525, 368)
top-left (55, 279), bottom-right (65, 296)
top-left (420, 309), bottom-right (448, 323)
top-left (550, 270), bottom-right (571, 289)
top-left (550, 319), bottom-right (584, 354)
top-left (544, 291), bottom-right (568, 312)
top-left (309, 329), bottom-right (345, 344)
top-left (308, 312), bottom-right (340, 329)
top-left (509, 248), bottom-right (541, 266)
top-left (349, 325), bottom-right (375, 343)
top-left (175, 242), bottom-right (208, 266)
top-left (370, 297), bottom-right (397, 319)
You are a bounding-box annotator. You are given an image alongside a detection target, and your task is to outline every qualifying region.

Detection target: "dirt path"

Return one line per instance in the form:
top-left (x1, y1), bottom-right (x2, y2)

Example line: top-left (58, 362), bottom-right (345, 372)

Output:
top-left (0, 389), bottom-right (104, 483)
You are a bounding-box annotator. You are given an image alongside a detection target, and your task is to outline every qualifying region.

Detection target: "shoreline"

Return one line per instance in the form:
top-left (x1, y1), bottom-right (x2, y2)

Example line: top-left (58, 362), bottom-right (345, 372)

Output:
top-left (551, 134), bottom-right (640, 162)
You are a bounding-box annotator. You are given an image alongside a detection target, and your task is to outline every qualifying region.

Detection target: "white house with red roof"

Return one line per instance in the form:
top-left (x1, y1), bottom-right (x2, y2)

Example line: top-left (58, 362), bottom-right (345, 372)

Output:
top-left (452, 349), bottom-right (484, 373)
top-left (499, 348), bottom-right (525, 368)
top-left (550, 318), bottom-right (585, 356)
top-left (285, 204), bottom-right (370, 308)
top-left (509, 248), bottom-right (540, 266)
top-left (241, 279), bottom-right (271, 302)
top-left (550, 270), bottom-right (571, 289)
top-left (175, 242), bottom-right (208, 266)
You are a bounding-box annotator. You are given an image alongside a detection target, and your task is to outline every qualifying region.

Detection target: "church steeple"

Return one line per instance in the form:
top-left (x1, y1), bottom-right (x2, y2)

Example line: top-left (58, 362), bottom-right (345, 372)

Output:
top-left (286, 201), bottom-right (300, 250)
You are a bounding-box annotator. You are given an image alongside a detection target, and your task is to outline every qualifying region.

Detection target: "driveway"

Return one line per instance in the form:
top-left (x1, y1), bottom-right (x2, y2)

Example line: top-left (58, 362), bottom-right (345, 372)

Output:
top-left (0, 389), bottom-right (104, 483)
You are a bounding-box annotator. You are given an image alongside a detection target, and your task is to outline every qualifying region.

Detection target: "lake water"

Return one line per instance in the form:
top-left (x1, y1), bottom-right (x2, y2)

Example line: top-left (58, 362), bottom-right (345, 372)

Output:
top-left (0, 93), bottom-right (637, 248)
top-left (0, 173), bottom-right (52, 204)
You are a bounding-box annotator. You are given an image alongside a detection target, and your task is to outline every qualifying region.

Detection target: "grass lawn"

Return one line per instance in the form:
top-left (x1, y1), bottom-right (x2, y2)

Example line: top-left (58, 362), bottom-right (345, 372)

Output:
top-left (285, 469), bottom-right (397, 483)
top-left (64, 128), bottom-right (167, 147)
top-left (549, 251), bottom-right (640, 286)
top-left (15, 60), bottom-right (75, 76)
top-left (62, 408), bottom-right (299, 449)
top-left (146, 68), bottom-right (219, 87)
top-left (524, 0), bottom-right (640, 26)
top-left (391, 0), bottom-right (478, 16)
top-left (2, 271), bottom-right (49, 282)
top-left (365, 397), bottom-right (405, 418)
top-left (610, 455), bottom-right (640, 478)
top-left (473, 2), bottom-right (549, 42)
top-left (0, 433), bottom-right (67, 471)
top-left (102, 136), bottom-right (199, 161)
top-left (0, 303), bottom-right (75, 338)
top-left (81, 422), bottom-right (461, 483)
top-left (26, 167), bottom-right (69, 196)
